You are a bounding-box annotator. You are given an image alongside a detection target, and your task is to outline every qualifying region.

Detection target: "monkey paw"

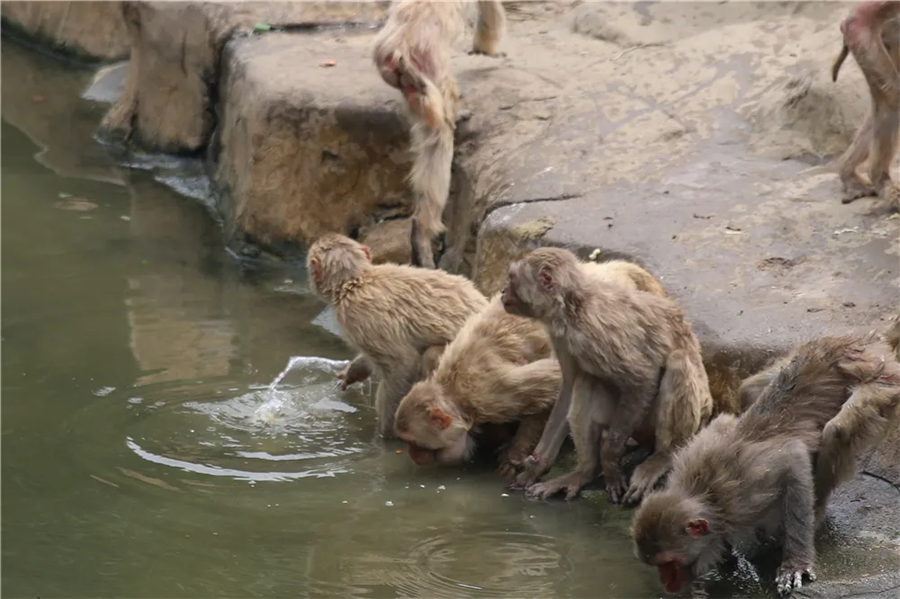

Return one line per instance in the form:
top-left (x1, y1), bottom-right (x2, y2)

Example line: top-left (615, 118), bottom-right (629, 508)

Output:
top-left (510, 456), bottom-right (550, 489)
top-left (468, 49), bottom-right (507, 58)
top-left (526, 472), bottom-right (584, 501)
top-left (775, 561), bottom-right (816, 596)
top-left (841, 179), bottom-right (876, 204)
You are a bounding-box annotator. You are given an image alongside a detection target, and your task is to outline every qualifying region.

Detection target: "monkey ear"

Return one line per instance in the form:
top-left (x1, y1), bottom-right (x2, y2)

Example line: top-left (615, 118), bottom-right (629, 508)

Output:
top-left (362, 245), bottom-right (371, 262)
top-left (538, 267), bottom-right (554, 290)
top-left (429, 407), bottom-right (452, 430)
top-left (310, 257), bottom-right (324, 284)
top-left (686, 519), bottom-right (710, 537)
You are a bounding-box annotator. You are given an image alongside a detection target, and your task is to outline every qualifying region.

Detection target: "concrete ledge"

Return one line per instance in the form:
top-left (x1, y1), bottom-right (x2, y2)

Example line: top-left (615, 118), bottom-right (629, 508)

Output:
top-left (1, 1), bottom-right (129, 63)
top-left (212, 30), bottom-right (412, 250)
top-left (98, 1), bottom-right (389, 154)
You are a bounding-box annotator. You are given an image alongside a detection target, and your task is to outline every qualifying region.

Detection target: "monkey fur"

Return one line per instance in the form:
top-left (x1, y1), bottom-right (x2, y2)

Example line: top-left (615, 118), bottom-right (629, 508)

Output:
top-left (833, 1), bottom-right (900, 210)
top-left (501, 248), bottom-right (715, 505)
top-left (511, 259), bottom-right (671, 498)
top-left (372, 0), bottom-right (506, 268)
top-left (394, 294), bottom-right (561, 478)
top-left (632, 332), bottom-right (900, 597)
top-left (306, 233), bottom-right (488, 437)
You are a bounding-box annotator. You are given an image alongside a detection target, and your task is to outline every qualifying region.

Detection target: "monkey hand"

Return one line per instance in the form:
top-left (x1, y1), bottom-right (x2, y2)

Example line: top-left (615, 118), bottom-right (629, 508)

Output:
top-left (468, 49), bottom-right (507, 58)
top-left (525, 471), bottom-right (586, 501)
top-left (775, 560), bottom-right (816, 596)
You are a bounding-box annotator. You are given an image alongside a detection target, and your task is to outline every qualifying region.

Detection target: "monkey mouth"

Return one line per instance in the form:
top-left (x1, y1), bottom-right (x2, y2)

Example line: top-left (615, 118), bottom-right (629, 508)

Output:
top-left (658, 561), bottom-right (691, 594)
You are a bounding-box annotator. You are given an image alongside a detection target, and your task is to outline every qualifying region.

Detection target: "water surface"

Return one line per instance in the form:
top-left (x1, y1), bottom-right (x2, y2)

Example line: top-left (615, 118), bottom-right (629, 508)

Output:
top-left (1, 37), bottom-right (778, 598)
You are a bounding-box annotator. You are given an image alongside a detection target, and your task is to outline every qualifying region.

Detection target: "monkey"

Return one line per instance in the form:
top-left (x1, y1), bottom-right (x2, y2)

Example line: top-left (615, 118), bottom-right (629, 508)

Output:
top-left (393, 294), bottom-right (561, 477)
top-left (831, 2), bottom-right (900, 210)
top-left (500, 248), bottom-right (714, 505)
top-left (306, 233), bottom-right (488, 437)
top-left (509, 259), bottom-right (671, 497)
top-left (372, 0), bottom-right (506, 268)
top-left (631, 333), bottom-right (900, 597)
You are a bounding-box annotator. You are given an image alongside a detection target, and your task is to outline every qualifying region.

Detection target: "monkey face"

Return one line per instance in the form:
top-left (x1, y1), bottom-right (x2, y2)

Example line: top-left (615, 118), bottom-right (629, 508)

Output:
top-left (501, 263), bottom-right (535, 318)
top-left (633, 494), bottom-right (714, 593)
top-left (395, 382), bottom-right (468, 466)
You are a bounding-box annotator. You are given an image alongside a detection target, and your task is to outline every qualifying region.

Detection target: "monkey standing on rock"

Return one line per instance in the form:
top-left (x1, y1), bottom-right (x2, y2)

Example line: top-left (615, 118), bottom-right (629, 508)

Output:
top-left (394, 294), bottom-right (561, 478)
top-left (501, 248), bottom-right (716, 505)
top-left (306, 233), bottom-right (488, 438)
top-left (631, 329), bottom-right (900, 597)
top-left (832, 1), bottom-right (900, 210)
top-left (373, 0), bottom-right (507, 268)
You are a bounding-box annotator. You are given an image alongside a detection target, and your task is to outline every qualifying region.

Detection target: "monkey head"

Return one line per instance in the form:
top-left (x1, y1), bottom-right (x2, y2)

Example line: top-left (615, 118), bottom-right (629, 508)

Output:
top-left (631, 492), bottom-right (720, 594)
top-left (306, 234), bottom-right (371, 301)
top-left (501, 248), bottom-right (579, 320)
top-left (394, 380), bottom-right (473, 466)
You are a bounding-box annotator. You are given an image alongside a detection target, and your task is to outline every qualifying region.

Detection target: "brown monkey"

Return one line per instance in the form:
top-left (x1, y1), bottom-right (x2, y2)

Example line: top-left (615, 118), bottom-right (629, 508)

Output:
top-left (632, 334), bottom-right (900, 597)
top-left (501, 248), bottom-right (714, 505)
top-left (306, 233), bottom-right (488, 437)
top-left (832, 2), bottom-right (900, 210)
top-left (372, 0), bottom-right (506, 268)
top-left (511, 259), bottom-right (671, 497)
top-left (394, 294), bottom-right (561, 477)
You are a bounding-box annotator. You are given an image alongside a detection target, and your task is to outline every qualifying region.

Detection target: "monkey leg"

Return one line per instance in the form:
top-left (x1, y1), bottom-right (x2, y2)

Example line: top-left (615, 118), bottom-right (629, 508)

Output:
top-left (338, 354), bottom-right (372, 391)
top-left (775, 440), bottom-right (817, 596)
top-left (815, 378), bottom-right (900, 521)
top-left (375, 348), bottom-right (423, 438)
top-left (498, 414), bottom-right (548, 480)
top-left (526, 378), bottom-right (607, 501)
top-left (867, 102), bottom-right (900, 209)
top-left (837, 111), bottom-right (877, 203)
top-left (408, 119), bottom-right (454, 269)
top-left (511, 377), bottom-right (573, 489)
top-left (623, 350), bottom-right (711, 505)
top-left (601, 378), bottom-right (658, 505)
top-left (471, 0), bottom-right (507, 56)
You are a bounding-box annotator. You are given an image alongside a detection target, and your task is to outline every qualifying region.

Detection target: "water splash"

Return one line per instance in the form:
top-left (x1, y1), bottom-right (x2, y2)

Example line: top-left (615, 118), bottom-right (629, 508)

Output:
top-left (268, 355), bottom-right (347, 391)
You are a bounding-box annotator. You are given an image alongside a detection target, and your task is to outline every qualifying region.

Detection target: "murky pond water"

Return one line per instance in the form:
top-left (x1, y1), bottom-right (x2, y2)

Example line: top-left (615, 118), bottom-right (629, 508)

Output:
top-left (0, 39), bottom-right (777, 598)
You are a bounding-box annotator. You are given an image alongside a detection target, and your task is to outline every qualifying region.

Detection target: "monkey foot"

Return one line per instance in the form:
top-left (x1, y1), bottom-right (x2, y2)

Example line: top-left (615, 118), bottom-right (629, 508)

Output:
top-left (468, 49), bottom-right (507, 58)
top-left (526, 471), bottom-right (587, 501)
top-left (840, 179), bottom-right (877, 204)
top-left (604, 473), bottom-right (628, 505)
top-left (775, 562), bottom-right (816, 596)
top-left (510, 455), bottom-right (550, 489)
top-left (622, 456), bottom-right (669, 505)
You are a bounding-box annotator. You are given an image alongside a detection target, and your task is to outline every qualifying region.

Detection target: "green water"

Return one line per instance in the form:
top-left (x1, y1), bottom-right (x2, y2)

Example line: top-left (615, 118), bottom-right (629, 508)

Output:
top-left (0, 38), bottom-right (779, 599)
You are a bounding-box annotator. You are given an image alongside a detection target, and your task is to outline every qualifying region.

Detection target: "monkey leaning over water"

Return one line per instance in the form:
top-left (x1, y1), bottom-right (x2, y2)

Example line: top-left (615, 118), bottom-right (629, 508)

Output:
top-left (501, 247), bottom-right (718, 505)
top-left (373, 0), bottom-right (506, 268)
top-left (306, 233), bottom-right (488, 438)
top-left (631, 329), bottom-right (900, 597)
top-left (394, 293), bottom-right (561, 478)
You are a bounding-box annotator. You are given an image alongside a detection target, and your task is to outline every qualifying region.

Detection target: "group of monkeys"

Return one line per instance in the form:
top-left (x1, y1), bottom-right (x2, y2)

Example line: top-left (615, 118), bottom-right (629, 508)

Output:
top-left (300, 0), bottom-right (900, 597)
top-left (307, 233), bottom-right (900, 597)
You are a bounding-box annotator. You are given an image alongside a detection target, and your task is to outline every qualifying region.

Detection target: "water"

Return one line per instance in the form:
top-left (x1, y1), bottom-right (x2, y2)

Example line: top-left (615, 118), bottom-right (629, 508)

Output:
top-left (0, 38), bottom-right (778, 598)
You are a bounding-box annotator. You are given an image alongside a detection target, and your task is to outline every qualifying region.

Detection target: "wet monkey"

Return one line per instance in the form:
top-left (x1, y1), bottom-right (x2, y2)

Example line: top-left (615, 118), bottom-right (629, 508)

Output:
top-left (394, 295), bottom-right (560, 477)
top-left (632, 333), bottom-right (900, 597)
top-left (373, 0), bottom-right (506, 268)
top-left (501, 248), bottom-right (715, 505)
top-left (306, 233), bottom-right (488, 437)
top-left (832, 1), bottom-right (900, 210)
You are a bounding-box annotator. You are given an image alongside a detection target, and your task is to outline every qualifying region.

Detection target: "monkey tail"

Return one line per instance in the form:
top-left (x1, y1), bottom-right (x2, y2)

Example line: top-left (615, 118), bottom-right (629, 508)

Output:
top-left (832, 43), bottom-right (849, 82)
top-left (473, 0), bottom-right (506, 55)
top-left (408, 117), bottom-right (455, 242)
